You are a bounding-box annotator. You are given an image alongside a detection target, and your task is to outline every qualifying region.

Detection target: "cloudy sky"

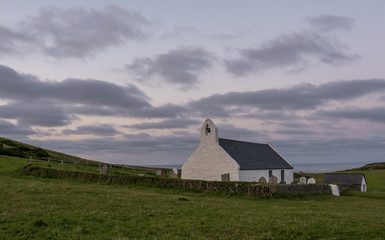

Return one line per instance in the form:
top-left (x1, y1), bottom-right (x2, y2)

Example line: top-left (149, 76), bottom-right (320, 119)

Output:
top-left (1, 0), bottom-right (385, 166)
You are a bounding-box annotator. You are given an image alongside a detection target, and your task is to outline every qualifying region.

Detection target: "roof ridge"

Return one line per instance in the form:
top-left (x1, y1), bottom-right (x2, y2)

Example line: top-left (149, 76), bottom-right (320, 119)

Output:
top-left (219, 138), bottom-right (267, 145)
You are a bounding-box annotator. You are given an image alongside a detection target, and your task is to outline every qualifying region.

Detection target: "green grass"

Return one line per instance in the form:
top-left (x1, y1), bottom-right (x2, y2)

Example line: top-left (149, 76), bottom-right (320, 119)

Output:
top-left (1, 156), bottom-right (385, 239)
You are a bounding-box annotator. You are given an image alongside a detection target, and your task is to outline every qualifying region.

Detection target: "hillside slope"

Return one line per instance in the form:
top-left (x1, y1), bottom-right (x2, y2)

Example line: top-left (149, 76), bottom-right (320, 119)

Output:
top-left (0, 137), bottom-right (99, 164)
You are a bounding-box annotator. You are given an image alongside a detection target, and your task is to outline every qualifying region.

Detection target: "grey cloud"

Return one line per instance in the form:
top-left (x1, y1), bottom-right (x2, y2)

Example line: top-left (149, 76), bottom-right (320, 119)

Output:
top-left (0, 119), bottom-right (36, 136)
top-left (0, 64), bottom-right (186, 126)
top-left (0, 65), bottom-right (150, 109)
top-left (317, 107), bottom-right (385, 124)
top-left (0, 5), bottom-right (150, 58)
top-left (125, 118), bottom-right (200, 130)
top-left (0, 101), bottom-right (72, 127)
top-left (125, 47), bottom-right (215, 90)
top-left (28, 132), bottom-right (199, 158)
top-left (67, 103), bottom-right (186, 119)
top-left (225, 31), bottom-right (358, 76)
top-left (189, 79), bottom-right (385, 117)
top-left (273, 136), bottom-right (385, 163)
top-left (0, 25), bottom-right (34, 56)
top-left (308, 15), bottom-right (354, 32)
top-left (274, 129), bottom-right (316, 136)
top-left (62, 124), bottom-right (118, 136)
top-left (216, 124), bottom-right (266, 142)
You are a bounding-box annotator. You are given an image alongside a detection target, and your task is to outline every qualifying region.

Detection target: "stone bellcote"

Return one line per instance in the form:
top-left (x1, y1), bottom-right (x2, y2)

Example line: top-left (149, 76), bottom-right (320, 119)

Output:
top-left (200, 119), bottom-right (218, 144)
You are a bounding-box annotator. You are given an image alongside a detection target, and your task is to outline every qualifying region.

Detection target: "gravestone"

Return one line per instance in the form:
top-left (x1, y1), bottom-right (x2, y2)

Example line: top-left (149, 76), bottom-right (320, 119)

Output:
top-left (61, 160), bottom-right (64, 165)
top-left (258, 176), bottom-right (267, 183)
top-left (99, 164), bottom-right (108, 174)
top-left (156, 170), bottom-right (162, 176)
top-left (138, 173), bottom-right (145, 177)
top-left (299, 176), bottom-right (307, 184)
top-left (169, 171), bottom-right (178, 179)
top-left (269, 175), bottom-right (278, 184)
top-left (161, 169), bottom-right (168, 178)
top-left (307, 178), bottom-right (316, 184)
top-left (329, 184), bottom-right (340, 196)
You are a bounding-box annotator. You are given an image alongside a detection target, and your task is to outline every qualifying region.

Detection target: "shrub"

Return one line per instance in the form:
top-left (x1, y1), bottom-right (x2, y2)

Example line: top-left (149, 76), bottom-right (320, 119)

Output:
top-left (0, 148), bottom-right (26, 158)
top-left (34, 148), bottom-right (49, 158)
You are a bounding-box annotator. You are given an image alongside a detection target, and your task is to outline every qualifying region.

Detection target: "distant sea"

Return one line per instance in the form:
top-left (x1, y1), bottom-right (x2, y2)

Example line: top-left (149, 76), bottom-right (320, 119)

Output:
top-left (140, 163), bottom-right (366, 173)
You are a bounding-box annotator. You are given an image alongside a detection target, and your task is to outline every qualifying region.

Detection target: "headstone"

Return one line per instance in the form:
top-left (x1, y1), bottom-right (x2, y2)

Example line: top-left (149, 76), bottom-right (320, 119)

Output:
top-left (29, 156), bottom-right (32, 163)
top-left (269, 175), bottom-right (278, 184)
top-left (156, 170), bottom-right (162, 176)
top-left (299, 176), bottom-right (307, 184)
top-left (47, 157), bottom-right (50, 163)
top-left (138, 173), bottom-right (145, 177)
top-left (172, 168), bottom-right (178, 175)
top-left (169, 171), bottom-right (178, 179)
top-left (99, 164), bottom-right (108, 174)
top-left (329, 184), bottom-right (340, 196)
top-left (61, 160), bottom-right (64, 165)
top-left (307, 178), bottom-right (316, 184)
top-left (258, 177), bottom-right (267, 183)
top-left (161, 169), bottom-right (168, 178)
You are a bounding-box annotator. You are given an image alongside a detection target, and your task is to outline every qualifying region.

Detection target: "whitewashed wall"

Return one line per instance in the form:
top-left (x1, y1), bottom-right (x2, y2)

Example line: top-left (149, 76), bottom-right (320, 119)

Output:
top-left (182, 119), bottom-right (240, 181)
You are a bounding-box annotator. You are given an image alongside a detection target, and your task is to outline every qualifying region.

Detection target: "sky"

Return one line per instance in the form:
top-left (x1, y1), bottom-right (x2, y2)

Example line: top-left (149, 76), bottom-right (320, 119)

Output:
top-left (1, 0), bottom-right (385, 166)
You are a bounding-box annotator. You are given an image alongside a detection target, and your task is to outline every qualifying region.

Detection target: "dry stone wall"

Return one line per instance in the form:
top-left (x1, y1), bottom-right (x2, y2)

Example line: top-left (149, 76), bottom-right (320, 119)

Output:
top-left (21, 165), bottom-right (343, 197)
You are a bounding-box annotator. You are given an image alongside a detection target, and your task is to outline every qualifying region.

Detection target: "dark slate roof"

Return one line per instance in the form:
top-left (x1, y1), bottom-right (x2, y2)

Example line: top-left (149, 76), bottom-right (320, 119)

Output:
top-left (218, 138), bottom-right (293, 170)
top-left (323, 173), bottom-right (365, 185)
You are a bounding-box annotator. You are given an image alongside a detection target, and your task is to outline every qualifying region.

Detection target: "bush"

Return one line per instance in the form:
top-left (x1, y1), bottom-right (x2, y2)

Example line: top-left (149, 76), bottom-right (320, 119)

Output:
top-left (0, 148), bottom-right (26, 158)
top-left (35, 148), bottom-right (49, 158)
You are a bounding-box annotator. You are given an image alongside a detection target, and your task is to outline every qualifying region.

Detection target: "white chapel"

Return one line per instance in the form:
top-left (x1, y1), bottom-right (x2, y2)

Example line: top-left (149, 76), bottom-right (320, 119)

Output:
top-left (181, 119), bottom-right (293, 183)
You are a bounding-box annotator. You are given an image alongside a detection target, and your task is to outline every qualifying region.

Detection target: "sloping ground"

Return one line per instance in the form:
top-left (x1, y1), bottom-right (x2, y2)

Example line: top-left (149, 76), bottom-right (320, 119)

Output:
top-left (1, 155), bottom-right (385, 239)
top-left (355, 162), bottom-right (385, 170)
top-left (0, 137), bottom-right (160, 176)
top-left (0, 137), bottom-right (96, 163)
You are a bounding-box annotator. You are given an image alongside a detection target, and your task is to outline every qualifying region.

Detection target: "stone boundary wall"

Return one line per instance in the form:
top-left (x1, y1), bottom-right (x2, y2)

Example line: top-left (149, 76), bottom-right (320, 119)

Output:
top-left (20, 165), bottom-right (337, 197)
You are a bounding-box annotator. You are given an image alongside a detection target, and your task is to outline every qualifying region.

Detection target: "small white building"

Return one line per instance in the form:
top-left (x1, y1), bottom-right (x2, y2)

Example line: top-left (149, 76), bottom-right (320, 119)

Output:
top-left (182, 119), bottom-right (293, 183)
top-left (323, 173), bottom-right (367, 192)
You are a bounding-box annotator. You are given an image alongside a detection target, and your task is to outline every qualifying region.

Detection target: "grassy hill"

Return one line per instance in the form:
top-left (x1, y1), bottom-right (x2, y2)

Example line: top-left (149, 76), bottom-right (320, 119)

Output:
top-left (1, 155), bottom-right (385, 239)
top-left (0, 137), bottom-right (160, 177)
top-left (0, 137), bottom-right (98, 163)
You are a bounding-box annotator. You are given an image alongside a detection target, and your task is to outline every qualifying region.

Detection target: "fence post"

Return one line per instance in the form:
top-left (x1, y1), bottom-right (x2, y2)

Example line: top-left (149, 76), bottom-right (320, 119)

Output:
top-left (29, 156), bottom-right (32, 164)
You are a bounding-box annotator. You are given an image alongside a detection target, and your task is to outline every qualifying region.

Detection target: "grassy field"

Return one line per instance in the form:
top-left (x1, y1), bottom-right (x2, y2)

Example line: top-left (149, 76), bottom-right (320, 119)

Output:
top-left (1, 156), bottom-right (385, 239)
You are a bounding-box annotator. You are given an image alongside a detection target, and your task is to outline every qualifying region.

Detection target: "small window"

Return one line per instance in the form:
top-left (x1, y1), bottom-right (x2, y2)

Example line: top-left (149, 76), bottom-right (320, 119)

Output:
top-left (269, 170), bottom-right (272, 177)
top-left (205, 124), bottom-right (211, 136)
top-left (221, 173), bottom-right (230, 181)
top-left (281, 170), bottom-right (285, 181)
